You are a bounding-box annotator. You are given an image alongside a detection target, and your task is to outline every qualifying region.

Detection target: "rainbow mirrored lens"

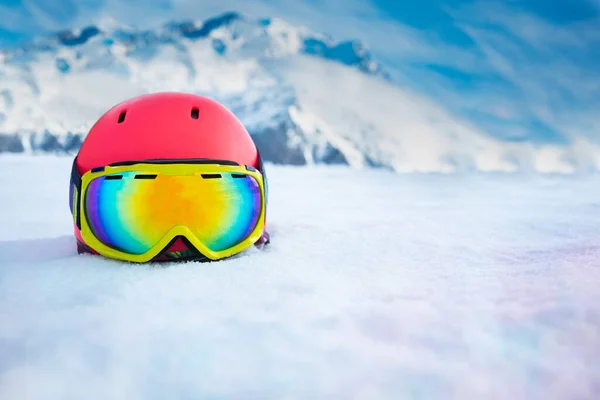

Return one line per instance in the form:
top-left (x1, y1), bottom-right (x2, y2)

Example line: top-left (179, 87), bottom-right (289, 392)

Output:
top-left (84, 171), bottom-right (262, 255)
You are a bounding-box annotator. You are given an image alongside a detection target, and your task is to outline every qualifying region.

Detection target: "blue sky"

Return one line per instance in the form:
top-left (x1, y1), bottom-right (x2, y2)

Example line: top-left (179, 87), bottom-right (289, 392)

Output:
top-left (1, 0), bottom-right (599, 147)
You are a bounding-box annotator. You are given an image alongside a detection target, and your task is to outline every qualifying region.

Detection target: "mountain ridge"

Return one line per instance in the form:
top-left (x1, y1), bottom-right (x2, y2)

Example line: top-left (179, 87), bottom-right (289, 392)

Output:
top-left (1, 11), bottom-right (597, 174)
top-left (0, 11), bottom-right (392, 169)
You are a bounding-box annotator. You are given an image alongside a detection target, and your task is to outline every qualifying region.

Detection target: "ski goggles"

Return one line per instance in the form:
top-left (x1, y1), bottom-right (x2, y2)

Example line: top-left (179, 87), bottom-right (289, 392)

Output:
top-left (69, 158), bottom-right (267, 263)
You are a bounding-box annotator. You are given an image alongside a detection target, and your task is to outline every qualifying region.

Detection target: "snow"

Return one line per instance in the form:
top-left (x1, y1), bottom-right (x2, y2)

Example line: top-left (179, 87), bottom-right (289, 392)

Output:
top-left (1, 154), bottom-right (599, 399)
top-left (288, 103), bottom-right (367, 168)
top-left (280, 56), bottom-right (600, 175)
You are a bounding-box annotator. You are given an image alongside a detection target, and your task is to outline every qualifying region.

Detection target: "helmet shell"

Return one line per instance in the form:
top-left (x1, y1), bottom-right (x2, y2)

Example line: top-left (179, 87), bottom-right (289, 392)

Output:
top-left (76, 92), bottom-right (260, 173)
top-left (71, 92), bottom-right (268, 259)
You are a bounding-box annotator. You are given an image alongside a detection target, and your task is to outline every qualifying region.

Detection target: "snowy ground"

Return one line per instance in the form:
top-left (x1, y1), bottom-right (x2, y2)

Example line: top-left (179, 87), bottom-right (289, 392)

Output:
top-left (0, 154), bottom-right (599, 399)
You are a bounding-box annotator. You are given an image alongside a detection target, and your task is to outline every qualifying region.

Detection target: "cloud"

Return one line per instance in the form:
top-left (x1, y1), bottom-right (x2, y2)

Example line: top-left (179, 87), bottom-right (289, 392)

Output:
top-left (496, 12), bottom-right (597, 136)
top-left (407, 1), bottom-right (600, 146)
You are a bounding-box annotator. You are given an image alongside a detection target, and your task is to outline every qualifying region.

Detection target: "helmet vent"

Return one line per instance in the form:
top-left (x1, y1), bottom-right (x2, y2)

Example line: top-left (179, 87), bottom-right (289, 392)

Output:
top-left (191, 107), bottom-right (199, 119)
top-left (117, 111), bottom-right (127, 124)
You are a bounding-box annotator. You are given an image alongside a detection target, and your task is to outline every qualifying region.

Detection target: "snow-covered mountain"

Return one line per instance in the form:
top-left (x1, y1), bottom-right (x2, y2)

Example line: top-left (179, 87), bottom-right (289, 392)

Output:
top-left (1, 12), bottom-right (598, 173)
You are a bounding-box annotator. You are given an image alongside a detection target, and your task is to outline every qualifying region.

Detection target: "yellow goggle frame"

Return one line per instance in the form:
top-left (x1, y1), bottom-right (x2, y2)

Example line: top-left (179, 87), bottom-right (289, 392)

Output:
top-left (71, 160), bottom-right (267, 263)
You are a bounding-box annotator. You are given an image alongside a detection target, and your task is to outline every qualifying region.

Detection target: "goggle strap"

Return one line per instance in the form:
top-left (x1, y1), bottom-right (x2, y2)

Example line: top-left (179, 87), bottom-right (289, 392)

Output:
top-left (70, 156), bottom-right (82, 230)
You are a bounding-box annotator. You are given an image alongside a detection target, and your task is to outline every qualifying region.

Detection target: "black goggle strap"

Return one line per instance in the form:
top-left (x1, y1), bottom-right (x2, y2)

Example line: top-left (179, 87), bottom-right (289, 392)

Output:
top-left (256, 149), bottom-right (267, 201)
top-left (70, 156), bottom-right (82, 230)
top-left (254, 149), bottom-right (268, 238)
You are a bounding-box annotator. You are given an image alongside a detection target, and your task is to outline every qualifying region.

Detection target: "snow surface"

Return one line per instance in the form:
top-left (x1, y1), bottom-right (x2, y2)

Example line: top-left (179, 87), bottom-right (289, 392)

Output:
top-left (1, 155), bottom-right (600, 399)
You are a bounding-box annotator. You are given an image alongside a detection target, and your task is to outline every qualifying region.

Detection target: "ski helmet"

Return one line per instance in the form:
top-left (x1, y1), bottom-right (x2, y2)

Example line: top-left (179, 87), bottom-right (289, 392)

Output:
top-left (70, 91), bottom-right (269, 261)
